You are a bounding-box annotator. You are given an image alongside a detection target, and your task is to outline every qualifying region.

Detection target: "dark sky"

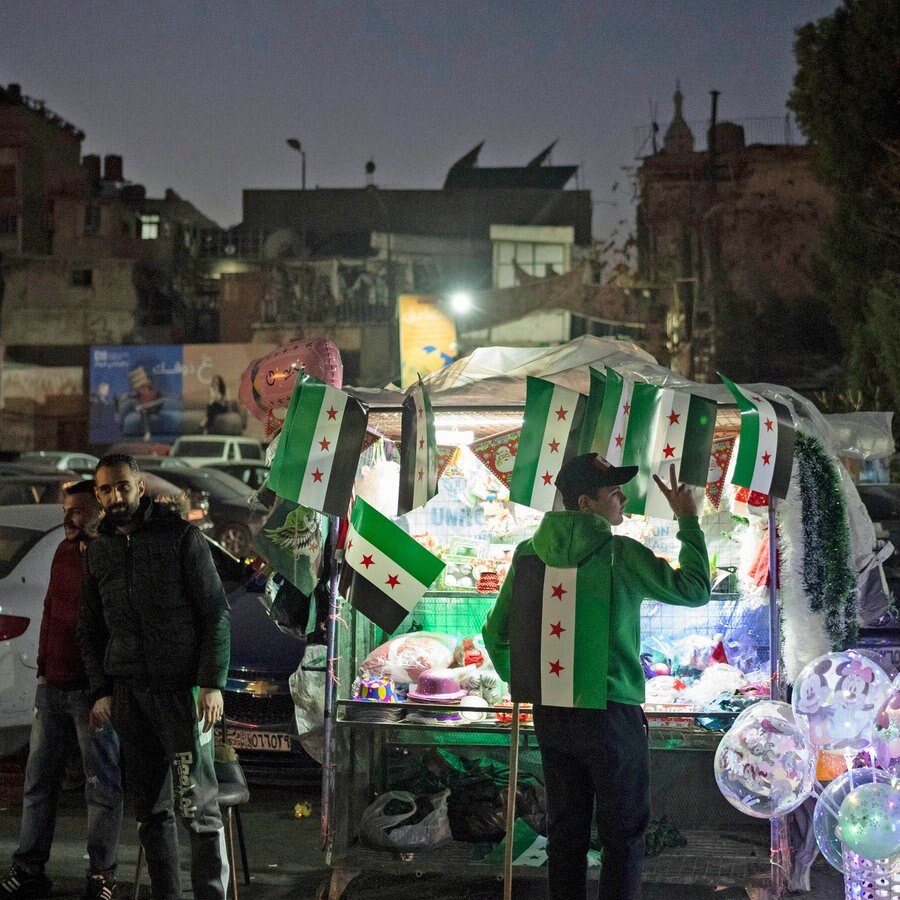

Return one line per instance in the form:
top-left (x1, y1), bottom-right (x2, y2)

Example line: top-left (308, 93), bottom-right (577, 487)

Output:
top-left (3, 0), bottom-right (838, 239)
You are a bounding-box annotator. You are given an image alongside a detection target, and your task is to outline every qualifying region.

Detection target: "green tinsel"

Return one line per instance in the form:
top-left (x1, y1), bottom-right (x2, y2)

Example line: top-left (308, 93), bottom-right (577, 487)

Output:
top-left (796, 432), bottom-right (858, 648)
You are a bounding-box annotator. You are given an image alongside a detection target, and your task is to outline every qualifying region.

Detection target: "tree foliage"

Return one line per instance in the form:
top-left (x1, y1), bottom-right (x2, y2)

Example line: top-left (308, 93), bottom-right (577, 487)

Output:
top-left (788, 0), bottom-right (900, 419)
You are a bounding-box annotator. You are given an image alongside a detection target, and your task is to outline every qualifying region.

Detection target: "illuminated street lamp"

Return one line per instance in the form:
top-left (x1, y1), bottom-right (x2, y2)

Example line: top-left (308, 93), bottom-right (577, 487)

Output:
top-left (450, 291), bottom-right (472, 314)
top-left (285, 138), bottom-right (306, 190)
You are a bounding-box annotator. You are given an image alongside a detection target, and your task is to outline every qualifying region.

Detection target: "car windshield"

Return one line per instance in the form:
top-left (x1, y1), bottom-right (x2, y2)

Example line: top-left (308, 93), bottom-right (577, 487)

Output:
top-left (19, 452), bottom-right (64, 464)
top-left (0, 526), bottom-right (47, 578)
top-left (173, 440), bottom-right (227, 457)
top-left (238, 443), bottom-right (263, 460)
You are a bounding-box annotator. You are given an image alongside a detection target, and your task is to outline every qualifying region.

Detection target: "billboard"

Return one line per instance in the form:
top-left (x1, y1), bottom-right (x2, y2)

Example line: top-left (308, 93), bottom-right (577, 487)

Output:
top-left (89, 343), bottom-right (276, 446)
top-left (397, 294), bottom-right (457, 390)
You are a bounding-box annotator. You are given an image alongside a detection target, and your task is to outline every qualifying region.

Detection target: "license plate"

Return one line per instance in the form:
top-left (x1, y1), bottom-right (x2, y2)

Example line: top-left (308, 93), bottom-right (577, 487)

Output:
top-left (219, 728), bottom-right (293, 752)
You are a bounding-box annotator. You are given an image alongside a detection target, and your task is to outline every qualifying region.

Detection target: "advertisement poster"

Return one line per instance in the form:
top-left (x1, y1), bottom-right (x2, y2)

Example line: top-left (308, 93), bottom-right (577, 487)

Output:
top-left (397, 294), bottom-right (457, 390)
top-left (89, 343), bottom-right (276, 446)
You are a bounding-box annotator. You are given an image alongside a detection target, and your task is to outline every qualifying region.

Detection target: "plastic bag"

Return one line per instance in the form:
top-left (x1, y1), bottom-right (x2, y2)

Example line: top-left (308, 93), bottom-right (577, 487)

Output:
top-left (289, 644), bottom-right (326, 763)
top-left (359, 789), bottom-right (452, 850)
top-left (359, 632), bottom-right (457, 684)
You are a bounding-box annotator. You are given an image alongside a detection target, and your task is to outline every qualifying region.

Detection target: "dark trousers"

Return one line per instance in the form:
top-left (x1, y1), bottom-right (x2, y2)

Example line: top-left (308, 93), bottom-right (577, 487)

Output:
top-left (533, 702), bottom-right (651, 900)
top-left (113, 684), bottom-right (228, 900)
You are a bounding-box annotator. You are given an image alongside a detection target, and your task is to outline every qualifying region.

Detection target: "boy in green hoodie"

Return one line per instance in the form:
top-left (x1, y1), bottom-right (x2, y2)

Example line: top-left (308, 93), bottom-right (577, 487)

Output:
top-left (483, 453), bottom-right (710, 900)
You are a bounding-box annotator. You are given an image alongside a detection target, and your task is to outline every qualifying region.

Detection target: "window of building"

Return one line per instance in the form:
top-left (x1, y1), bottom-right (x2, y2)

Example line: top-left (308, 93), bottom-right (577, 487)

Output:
top-left (0, 213), bottom-right (17, 235)
top-left (0, 165), bottom-right (15, 197)
top-left (494, 240), bottom-right (566, 288)
top-left (70, 267), bottom-right (93, 287)
top-left (140, 214), bottom-right (160, 240)
top-left (84, 204), bottom-right (102, 235)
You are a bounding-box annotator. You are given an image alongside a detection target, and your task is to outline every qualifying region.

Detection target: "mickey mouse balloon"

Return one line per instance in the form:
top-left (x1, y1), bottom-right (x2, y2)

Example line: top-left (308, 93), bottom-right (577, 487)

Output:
top-left (791, 650), bottom-right (892, 753)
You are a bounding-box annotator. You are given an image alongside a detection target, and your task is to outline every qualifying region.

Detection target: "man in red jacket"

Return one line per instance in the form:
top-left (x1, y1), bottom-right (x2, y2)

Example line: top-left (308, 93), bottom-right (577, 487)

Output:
top-left (0, 481), bottom-right (123, 900)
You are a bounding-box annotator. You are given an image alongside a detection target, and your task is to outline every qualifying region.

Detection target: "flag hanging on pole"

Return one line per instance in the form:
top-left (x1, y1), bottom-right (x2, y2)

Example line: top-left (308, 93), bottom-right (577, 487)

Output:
top-left (268, 375), bottom-right (369, 516)
top-left (719, 374), bottom-right (795, 499)
top-left (584, 367), bottom-right (638, 465)
top-left (623, 385), bottom-right (717, 518)
top-left (509, 376), bottom-right (585, 511)
top-left (339, 498), bottom-right (445, 634)
top-left (398, 376), bottom-right (438, 515)
top-left (577, 367), bottom-right (607, 454)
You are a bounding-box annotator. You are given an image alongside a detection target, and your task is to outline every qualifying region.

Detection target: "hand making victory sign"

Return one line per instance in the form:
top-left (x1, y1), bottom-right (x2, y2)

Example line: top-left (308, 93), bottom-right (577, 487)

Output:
top-left (653, 463), bottom-right (698, 518)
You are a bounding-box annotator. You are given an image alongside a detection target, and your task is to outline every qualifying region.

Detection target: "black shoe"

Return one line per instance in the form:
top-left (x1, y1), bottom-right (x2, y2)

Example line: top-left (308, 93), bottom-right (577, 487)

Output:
top-left (0, 865), bottom-right (52, 898)
top-left (83, 874), bottom-right (116, 900)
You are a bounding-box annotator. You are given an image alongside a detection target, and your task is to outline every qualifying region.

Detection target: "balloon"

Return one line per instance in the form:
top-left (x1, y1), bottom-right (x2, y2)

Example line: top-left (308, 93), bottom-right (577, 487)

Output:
top-left (239, 338), bottom-right (343, 422)
top-left (791, 650), bottom-right (891, 752)
top-left (837, 781), bottom-right (900, 860)
top-left (873, 684), bottom-right (900, 771)
top-left (817, 750), bottom-right (849, 783)
top-left (714, 700), bottom-right (815, 819)
top-left (813, 767), bottom-right (897, 871)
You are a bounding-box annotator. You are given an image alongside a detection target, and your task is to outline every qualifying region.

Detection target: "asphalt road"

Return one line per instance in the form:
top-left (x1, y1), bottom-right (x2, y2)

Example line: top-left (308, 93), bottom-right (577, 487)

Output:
top-left (0, 780), bottom-right (845, 899)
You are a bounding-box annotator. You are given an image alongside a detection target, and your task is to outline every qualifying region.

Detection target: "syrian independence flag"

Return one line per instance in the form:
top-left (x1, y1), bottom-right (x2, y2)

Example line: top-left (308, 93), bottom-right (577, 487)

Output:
top-left (509, 376), bottom-right (585, 511)
top-left (340, 498), bottom-right (445, 634)
top-left (719, 374), bottom-right (796, 500)
top-left (577, 367), bottom-right (607, 454)
top-left (268, 375), bottom-right (369, 517)
top-left (398, 377), bottom-right (438, 515)
top-left (583, 367), bottom-right (644, 465)
top-left (508, 555), bottom-right (610, 709)
top-left (623, 385), bottom-right (717, 518)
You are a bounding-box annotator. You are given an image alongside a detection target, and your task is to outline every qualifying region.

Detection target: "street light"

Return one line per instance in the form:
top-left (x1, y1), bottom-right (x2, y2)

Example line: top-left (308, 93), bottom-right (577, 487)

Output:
top-left (285, 138), bottom-right (306, 190)
top-left (450, 291), bottom-right (472, 314)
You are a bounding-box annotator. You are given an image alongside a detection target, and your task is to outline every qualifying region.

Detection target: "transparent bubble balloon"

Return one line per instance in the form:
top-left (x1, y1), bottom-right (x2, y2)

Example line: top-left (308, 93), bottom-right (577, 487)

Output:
top-left (813, 767), bottom-right (899, 871)
top-left (714, 700), bottom-right (816, 819)
top-left (791, 650), bottom-right (891, 753)
top-left (873, 683), bottom-right (900, 771)
top-left (837, 781), bottom-right (900, 860)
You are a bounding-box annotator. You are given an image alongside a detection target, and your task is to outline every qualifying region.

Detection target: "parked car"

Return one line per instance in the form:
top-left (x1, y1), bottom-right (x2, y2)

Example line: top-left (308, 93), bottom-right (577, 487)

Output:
top-left (0, 505), bottom-right (316, 784)
top-left (17, 451), bottom-right (100, 472)
top-left (140, 466), bottom-right (267, 557)
top-left (169, 436), bottom-right (264, 468)
top-left (206, 462), bottom-right (270, 491)
top-left (0, 472), bottom-right (213, 536)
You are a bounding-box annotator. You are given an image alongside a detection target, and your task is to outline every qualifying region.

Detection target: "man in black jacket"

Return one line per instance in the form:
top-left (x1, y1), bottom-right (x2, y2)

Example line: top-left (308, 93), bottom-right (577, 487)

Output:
top-left (79, 455), bottom-right (231, 900)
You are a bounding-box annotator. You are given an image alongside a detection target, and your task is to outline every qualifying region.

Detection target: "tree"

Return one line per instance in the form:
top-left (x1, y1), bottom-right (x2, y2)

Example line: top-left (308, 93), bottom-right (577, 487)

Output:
top-left (788, 0), bottom-right (900, 420)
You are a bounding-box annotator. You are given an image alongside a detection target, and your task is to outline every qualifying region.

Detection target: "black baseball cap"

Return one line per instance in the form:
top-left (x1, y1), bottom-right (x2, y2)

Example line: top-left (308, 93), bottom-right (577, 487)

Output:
top-left (555, 453), bottom-right (638, 500)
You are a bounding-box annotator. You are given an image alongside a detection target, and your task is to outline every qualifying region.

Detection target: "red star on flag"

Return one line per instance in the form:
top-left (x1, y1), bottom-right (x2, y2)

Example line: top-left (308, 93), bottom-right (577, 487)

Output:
top-left (417, 406), bottom-right (423, 418)
top-left (326, 406), bottom-right (338, 420)
top-left (361, 554), bottom-right (374, 568)
top-left (417, 468), bottom-right (424, 481)
top-left (555, 406), bottom-right (568, 421)
top-left (548, 438), bottom-right (560, 453)
top-left (549, 621), bottom-right (565, 638)
top-left (311, 468), bottom-right (324, 482)
top-left (667, 409), bottom-right (681, 425)
top-left (319, 437), bottom-right (331, 451)
top-left (551, 583), bottom-right (567, 600)
top-left (419, 437), bottom-right (425, 449)
top-left (541, 471), bottom-right (553, 485)
top-left (622, 402), bottom-right (631, 415)
top-left (548, 659), bottom-right (564, 677)
top-left (761, 451), bottom-right (772, 466)
top-left (386, 574), bottom-right (400, 589)
top-left (347, 539), bottom-right (353, 551)
top-left (663, 443), bottom-right (676, 458)
top-left (751, 395), bottom-right (762, 403)
top-left (764, 419), bottom-right (774, 432)
top-left (615, 433), bottom-right (624, 447)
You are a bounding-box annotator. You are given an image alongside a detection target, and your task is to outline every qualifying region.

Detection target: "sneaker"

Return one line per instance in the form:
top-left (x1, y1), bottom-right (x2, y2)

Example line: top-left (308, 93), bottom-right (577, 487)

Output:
top-left (84, 875), bottom-right (116, 900)
top-left (0, 865), bottom-right (52, 898)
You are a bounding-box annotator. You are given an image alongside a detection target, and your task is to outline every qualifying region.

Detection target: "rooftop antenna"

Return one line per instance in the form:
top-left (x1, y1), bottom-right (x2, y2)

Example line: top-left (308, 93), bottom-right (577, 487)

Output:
top-left (365, 159), bottom-right (376, 186)
top-left (649, 98), bottom-right (659, 154)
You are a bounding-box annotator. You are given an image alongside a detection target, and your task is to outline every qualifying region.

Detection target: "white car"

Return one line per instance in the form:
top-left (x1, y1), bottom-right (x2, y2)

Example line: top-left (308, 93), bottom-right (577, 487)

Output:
top-left (18, 451), bottom-right (100, 473)
top-left (169, 436), bottom-right (264, 468)
top-left (0, 505), bottom-right (65, 756)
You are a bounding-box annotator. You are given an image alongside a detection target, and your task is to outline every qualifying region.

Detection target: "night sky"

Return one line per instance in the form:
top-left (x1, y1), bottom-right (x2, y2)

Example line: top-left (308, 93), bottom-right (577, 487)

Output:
top-left (3, 1), bottom-right (838, 240)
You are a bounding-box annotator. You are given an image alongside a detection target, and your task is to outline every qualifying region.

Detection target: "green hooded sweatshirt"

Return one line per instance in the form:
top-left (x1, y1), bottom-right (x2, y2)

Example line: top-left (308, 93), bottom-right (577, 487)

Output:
top-left (482, 512), bottom-right (711, 708)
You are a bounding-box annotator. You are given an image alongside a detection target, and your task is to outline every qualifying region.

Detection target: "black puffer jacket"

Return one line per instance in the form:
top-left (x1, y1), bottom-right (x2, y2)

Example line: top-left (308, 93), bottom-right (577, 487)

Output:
top-left (79, 497), bottom-right (231, 699)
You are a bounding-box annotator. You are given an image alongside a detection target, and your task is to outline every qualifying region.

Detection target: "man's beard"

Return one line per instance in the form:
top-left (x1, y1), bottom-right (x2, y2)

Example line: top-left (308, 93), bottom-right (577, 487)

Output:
top-left (105, 503), bottom-right (137, 526)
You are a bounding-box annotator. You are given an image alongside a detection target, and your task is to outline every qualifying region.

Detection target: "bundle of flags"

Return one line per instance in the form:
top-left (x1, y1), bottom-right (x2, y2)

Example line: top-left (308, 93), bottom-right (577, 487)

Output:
top-left (398, 376), bottom-right (438, 515)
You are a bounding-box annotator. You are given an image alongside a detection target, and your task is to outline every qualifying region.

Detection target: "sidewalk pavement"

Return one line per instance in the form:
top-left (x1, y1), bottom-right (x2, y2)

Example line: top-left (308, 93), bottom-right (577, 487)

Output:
top-left (0, 785), bottom-right (845, 899)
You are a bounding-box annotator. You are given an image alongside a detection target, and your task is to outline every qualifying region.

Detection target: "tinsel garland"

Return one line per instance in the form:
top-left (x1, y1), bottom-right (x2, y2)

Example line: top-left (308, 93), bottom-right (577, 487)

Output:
top-left (795, 432), bottom-right (858, 649)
